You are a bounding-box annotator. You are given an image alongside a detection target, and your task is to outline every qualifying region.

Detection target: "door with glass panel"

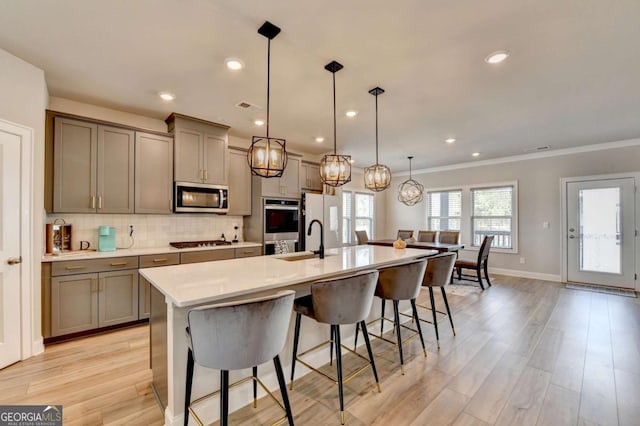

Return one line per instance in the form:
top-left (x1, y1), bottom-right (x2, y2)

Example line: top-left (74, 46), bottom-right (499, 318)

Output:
top-left (567, 178), bottom-right (636, 288)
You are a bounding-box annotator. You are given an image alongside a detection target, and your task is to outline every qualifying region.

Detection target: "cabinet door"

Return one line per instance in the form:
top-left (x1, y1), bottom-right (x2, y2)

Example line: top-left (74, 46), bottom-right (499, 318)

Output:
top-left (51, 273), bottom-right (98, 336)
top-left (307, 163), bottom-right (323, 192)
top-left (53, 117), bottom-right (98, 213)
top-left (281, 156), bottom-right (301, 197)
top-left (139, 275), bottom-right (151, 320)
top-left (174, 128), bottom-right (203, 183)
top-left (203, 134), bottom-right (228, 185)
top-left (97, 125), bottom-right (135, 213)
top-left (228, 148), bottom-right (251, 215)
top-left (98, 270), bottom-right (139, 327)
top-left (258, 173), bottom-right (282, 197)
top-left (135, 132), bottom-right (174, 214)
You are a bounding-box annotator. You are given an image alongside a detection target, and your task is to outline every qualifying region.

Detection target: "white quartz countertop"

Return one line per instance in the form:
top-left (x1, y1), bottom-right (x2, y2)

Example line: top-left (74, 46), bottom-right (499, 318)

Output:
top-left (41, 241), bottom-right (262, 262)
top-left (140, 246), bottom-right (437, 308)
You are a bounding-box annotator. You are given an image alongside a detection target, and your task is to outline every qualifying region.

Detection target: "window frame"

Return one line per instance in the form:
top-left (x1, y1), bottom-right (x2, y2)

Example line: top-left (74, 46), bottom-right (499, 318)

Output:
top-left (342, 190), bottom-right (375, 245)
top-left (424, 180), bottom-right (518, 254)
top-left (426, 189), bottom-right (463, 232)
top-left (470, 184), bottom-right (517, 252)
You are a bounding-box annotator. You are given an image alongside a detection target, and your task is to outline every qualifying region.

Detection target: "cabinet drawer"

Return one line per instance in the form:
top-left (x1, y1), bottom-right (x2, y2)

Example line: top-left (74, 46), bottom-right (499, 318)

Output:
top-left (139, 253), bottom-right (180, 268)
top-left (52, 256), bottom-right (139, 276)
top-left (180, 248), bottom-right (235, 264)
top-left (235, 247), bottom-right (262, 258)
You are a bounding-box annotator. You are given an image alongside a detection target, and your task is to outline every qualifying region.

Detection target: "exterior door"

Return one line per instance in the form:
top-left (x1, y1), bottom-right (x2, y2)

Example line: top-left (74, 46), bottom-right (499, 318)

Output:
top-left (567, 178), bottom-right (636, 288)
top-left (0, 127), bottom-right (22, 368)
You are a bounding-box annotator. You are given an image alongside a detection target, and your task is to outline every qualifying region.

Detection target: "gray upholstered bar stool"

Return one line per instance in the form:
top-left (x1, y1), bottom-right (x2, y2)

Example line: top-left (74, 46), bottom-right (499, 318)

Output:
top-left (290, 270), bottom-right (380, 425)
top-left (355, 259), bottom-right (428, 375)
top-left (417, 252), bottom-right (457, 349)
top-left (184, 290), bottom-right (295, 426)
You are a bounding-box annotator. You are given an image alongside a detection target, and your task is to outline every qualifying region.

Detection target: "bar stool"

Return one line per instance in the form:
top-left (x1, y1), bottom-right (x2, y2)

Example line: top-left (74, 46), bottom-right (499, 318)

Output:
top-left (290, 270), bottom-right (380, 425)
top-left (355, 259), bottom-right (428, 375)
top-left (417, 252), bottom-right (457, 349)
top-left (184, 291), bottom-right (295, 426)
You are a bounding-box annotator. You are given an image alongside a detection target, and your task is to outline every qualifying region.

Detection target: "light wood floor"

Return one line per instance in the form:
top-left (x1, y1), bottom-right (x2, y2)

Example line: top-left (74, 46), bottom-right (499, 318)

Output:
top-left (2, 275), bottom-right (639, 425)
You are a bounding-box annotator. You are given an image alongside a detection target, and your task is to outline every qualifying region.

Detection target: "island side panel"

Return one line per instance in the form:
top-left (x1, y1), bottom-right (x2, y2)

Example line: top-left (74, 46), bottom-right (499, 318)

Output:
top-left (150, 285), bottom-right (168, 410)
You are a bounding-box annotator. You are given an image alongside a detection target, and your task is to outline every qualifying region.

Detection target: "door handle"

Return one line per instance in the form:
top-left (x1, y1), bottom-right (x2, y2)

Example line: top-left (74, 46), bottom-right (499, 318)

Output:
top-left (6, 256), bottom-right (22, 265)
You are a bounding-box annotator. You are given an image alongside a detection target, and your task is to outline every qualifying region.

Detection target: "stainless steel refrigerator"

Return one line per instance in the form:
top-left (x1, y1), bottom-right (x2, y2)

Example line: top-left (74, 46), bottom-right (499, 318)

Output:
top-left (301, 193), bottom-right (342, 251)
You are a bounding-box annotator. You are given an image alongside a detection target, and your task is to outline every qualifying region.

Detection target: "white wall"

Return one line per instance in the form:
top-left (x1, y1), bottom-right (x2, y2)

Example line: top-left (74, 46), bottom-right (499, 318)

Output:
top-left (0, 48), bottom-right (48, 353)
top-left (385, 143), bottom-right (640, 280)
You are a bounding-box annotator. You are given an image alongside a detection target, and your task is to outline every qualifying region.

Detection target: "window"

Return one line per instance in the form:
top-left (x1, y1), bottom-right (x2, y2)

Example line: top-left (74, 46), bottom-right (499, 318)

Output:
top-left (423, 181), bottom-right (518, 253)
top-left (471, 186), bottom-right (514, 249)
top-left (427, 190), bottom-right (461, 231)
top-left (342, 191), bottom-right (374, 244)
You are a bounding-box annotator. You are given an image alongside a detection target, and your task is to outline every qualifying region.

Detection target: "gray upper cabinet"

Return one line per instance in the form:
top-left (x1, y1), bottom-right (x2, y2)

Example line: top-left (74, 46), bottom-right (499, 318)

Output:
top-left (53, 117), bottom-right (134, 213)
top-left (301, 161), bottom-right (322, 192)
top-left (167, 113), bottom-right (229, 185)
top-left (254, 154), bottom-right (301, 198)
top-left (228, 148), bottom-right (251, 215)
top-left (135, 132), bottom-right (174, 214)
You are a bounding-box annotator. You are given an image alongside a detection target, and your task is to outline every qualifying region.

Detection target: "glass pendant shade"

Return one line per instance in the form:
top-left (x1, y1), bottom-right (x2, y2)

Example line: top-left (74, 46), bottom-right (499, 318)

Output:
top-left (398, 156), bottom-right (424, 206)
top-left (320, 154), bottom-right (352, 187)
top-left (364, 86), bottom-right (391, 192)
top-left (248, 21), bottom-right (287, 178)
top-left (320, 60), bottom-right (351, 187)
top-left (247, 136), bottom-right (288, 178)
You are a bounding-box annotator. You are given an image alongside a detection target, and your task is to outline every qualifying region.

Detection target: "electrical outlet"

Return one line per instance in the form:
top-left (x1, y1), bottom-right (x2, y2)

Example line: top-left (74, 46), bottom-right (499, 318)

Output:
top-left (519, 257), bottom-right (526, 264)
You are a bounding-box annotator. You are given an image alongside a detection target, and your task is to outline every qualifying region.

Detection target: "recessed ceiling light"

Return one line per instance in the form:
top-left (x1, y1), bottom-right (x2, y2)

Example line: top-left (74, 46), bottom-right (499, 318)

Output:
top-left (445, 138), bottom-right (456, 144)
top-left (159, 92), bottom-right (175, 101)
top-left (472, 152), bottom-right (480, 157)
top-left (315, 137), bottom-right (324, 143)
top-left (485, 50), bottom-right (510, 64)
top-left (225, 58), bottom-right (244, 70)
top-left (345, 110), bottom-right (358, 118)
top-left (254, 119), bottom-right (265, 126)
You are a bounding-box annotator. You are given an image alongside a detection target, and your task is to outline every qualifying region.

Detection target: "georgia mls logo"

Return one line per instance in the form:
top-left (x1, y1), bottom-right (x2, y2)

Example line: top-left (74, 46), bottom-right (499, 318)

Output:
top-left (0, 404), bottom-right (62, 426)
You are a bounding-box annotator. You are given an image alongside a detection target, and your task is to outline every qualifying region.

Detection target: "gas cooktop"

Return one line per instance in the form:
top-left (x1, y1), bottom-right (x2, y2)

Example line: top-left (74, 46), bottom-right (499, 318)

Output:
top-left (169, 240), bottom-right (232, 249)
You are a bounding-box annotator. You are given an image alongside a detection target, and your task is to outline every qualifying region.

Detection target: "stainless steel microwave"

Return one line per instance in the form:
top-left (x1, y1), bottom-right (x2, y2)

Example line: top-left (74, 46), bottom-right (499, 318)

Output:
top-left (174, 182), bottom-right (229, 213)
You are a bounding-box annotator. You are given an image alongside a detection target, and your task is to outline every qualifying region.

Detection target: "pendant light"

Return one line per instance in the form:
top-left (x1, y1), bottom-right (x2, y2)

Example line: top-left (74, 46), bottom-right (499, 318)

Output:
top-left (364, 87), bottom-right (392, 191)
top-left (320, 61), bottom-right (351, 187)
top-left (398, 156), bottom-right (424, 206)
top-left (247, 21), bottom-right (288, 178)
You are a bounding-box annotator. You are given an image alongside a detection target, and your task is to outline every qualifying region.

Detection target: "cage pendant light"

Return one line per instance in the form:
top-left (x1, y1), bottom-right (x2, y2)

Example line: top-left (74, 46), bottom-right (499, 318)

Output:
top-left (247, 21), bottom-right (288, 178)
top-left (364, 87), bottom-right (392, 191)
top-left (398, 156), bottom-right (424, 206)
top-left (320, 61), bottom-right (351, 187)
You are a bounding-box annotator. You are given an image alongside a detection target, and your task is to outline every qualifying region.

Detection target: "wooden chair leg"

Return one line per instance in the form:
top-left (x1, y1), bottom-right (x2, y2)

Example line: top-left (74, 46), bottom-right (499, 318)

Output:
top-left (184, 348), bottom-right (194, 426)
top-left (484, 261), bottom-right (492, 287)
top-left (476, 265), bottom-right (485, 290)
top-left (220, 370), bottom-right (229, 426)
top-left (273, 355), bottom-right (295, 425)
top-left (457, 266), bottom-right (462, 281)
top-left (290, 313), bottom-right (301, 388)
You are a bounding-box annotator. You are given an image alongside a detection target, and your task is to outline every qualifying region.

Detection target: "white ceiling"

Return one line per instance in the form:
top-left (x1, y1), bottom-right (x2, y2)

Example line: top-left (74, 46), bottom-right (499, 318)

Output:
top-left (1, 0), bottom-right (639, 171)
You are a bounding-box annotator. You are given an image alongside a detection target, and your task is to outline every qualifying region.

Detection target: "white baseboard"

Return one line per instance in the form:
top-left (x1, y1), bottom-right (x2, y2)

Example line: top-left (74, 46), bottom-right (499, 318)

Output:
top-left (32, 337), bottom-right (44, 356)
top-left (488, 267), bottom-right (562, 283)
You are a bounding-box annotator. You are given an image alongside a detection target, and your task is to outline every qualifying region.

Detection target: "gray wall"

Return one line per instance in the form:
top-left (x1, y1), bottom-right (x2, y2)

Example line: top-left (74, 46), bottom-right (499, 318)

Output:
top-left (384, 143), bottom-right (640, 278)
top-left (0, 48), bottom-right (48, 349)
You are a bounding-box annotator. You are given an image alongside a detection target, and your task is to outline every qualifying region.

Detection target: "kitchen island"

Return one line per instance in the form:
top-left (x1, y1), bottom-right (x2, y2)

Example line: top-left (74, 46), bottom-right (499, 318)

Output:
top-left (140, 245), bottom-right (436, 426)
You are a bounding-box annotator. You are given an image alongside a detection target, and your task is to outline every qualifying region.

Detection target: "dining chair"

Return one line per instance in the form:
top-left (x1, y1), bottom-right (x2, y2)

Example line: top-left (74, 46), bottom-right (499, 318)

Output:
top-left (455, 235), bottom-right (494, 290)
top-left (396, 229), bottom-right (414, 240)
top-left (185, 291), bottom-right (295, 426)
top-left (417, 230), bottom-right (437, 242)
top-left (438, 231), bottom-right (460, 244)
top-left (355, 230), bottom-right (369, 245)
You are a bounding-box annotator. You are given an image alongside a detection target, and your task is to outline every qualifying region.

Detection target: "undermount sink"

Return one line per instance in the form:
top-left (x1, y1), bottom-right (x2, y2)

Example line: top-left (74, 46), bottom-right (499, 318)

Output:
top-left (276, 252), bottom-right (333, 261)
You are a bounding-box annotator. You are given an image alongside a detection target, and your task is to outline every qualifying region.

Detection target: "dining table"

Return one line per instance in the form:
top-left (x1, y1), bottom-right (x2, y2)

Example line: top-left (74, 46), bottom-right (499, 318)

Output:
top-left (366, 239), bottom-right (465, 253)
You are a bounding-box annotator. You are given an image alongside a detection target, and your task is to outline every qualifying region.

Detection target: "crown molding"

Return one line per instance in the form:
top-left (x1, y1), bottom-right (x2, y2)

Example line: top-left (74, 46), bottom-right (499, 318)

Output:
top-left (394, 137), bottom-right (640, 177)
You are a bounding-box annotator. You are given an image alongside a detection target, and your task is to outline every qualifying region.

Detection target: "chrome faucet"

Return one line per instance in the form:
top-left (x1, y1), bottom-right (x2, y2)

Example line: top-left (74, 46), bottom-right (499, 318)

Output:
top-left (307, 219), bottom-right (325, 259)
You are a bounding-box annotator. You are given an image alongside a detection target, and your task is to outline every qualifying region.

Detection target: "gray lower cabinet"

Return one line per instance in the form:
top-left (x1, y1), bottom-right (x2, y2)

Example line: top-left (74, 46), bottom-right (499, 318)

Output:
top-left (51, 273), bottom-right (99, 336)
top-left (180, 248), bottom-right (235, 264)
top-left (98, 270), bottom-right (139, 327)
top-left (135, 132), bottom-right (174, 214)
top-left (138, 253), bottom-right (180, 319)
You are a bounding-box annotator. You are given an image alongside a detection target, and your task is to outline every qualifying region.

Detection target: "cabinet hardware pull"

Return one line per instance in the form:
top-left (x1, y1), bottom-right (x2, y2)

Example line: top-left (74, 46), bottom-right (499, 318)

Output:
top-left (91, 196), bottom-right (96, 209)
top-left (65, 265), bottom-right (86, 270)
top-left (243, 250), bottom-right (253, 254)
top-left (98, 196), bottom-right (102, 209)
top-left (153, 258), bottom-right (168, 263)
top-left (110, 262), bottom-right (128, 266)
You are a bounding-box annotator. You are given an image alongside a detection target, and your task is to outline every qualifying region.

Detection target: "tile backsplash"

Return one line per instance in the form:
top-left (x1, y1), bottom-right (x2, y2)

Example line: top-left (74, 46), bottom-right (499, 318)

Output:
top-left (45, 214), bottom-right (245, 251)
